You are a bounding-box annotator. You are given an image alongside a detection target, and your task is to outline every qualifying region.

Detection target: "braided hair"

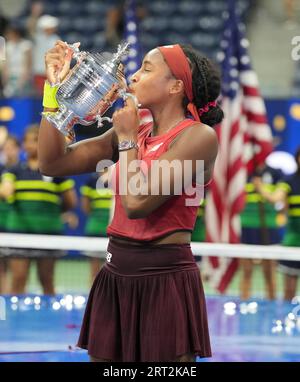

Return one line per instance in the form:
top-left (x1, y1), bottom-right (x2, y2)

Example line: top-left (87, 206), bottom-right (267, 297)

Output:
top-left (180, 44), bottom-right (224, 127)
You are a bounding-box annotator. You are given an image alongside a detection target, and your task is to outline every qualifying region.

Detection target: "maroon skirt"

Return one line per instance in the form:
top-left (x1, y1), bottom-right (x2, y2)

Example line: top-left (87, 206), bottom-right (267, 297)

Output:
top-left (77, 238), bottom-right (211, 362)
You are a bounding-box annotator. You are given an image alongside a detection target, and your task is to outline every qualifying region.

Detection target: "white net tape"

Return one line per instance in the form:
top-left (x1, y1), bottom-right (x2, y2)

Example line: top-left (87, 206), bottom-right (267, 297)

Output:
top-left (0, 233), bottom-right (299, 260)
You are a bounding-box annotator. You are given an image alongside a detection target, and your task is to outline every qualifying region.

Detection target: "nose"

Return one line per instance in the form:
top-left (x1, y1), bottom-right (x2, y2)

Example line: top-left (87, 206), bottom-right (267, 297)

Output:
top-left (130, 70), bottom-right (139, 83)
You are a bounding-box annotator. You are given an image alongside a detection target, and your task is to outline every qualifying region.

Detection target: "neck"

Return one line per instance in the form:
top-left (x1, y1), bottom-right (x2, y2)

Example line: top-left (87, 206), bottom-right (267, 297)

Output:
top-left (150, 103), bottom-right (186, 137)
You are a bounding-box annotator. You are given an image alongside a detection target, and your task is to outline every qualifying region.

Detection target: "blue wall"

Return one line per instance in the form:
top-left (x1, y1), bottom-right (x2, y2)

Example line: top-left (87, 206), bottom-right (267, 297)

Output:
top-left (265, 99), bottom-right (300, 154)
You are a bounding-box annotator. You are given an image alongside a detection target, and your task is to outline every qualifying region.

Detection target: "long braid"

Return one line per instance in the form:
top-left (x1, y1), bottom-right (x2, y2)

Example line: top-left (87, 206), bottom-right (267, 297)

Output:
top-left (180, 44), bottom-right (224, 127)
top-left (196, 58), bottom-right (209, 106)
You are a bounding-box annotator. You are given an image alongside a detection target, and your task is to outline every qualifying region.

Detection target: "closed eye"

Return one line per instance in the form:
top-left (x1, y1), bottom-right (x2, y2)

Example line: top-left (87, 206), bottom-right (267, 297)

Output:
top-left (142, 60), bottom-right (153, 72)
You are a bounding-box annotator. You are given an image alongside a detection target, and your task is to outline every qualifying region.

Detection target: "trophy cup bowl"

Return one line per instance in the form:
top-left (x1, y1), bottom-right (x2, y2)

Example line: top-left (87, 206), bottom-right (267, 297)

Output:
top-left (43, 41), bottom-right (134, 138)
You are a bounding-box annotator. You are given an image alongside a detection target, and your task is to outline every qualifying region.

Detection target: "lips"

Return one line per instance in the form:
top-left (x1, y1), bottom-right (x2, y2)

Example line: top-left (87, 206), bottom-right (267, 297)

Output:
top-left (127, 86), bottom-right (135, 94)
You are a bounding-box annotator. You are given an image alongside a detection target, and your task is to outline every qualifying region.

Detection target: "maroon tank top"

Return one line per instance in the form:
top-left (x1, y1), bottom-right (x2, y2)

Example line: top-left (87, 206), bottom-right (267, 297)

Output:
top-left (107, 118), bottom-right (204, 241)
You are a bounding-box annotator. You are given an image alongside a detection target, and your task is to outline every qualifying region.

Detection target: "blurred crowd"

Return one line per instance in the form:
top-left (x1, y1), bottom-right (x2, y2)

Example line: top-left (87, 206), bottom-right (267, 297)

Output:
top-left (0, 0), bottom-right (147, 98)
top-left (0, 1), bottom-right (59, 97)
top-left (0, 124), bottom-right (116, 295)
top-left (0, 0), bottom-right (299, 98)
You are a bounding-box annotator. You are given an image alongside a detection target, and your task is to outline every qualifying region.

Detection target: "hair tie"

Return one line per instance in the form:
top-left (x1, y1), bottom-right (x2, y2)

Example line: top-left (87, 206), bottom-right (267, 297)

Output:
top-left (198, 101), bottom-right (217, 116)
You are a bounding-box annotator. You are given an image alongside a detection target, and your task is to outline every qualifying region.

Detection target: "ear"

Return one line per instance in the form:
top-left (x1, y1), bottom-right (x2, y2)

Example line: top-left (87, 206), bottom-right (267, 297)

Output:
top-left (169, 79), bottom-right (184, 95)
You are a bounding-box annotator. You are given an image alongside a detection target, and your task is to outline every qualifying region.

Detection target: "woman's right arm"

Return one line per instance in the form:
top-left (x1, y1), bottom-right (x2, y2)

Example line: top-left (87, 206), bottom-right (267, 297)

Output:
top-left (38, 40), bottom-right (119, 177)
top-left (38, 117), bottom-right (119, 176)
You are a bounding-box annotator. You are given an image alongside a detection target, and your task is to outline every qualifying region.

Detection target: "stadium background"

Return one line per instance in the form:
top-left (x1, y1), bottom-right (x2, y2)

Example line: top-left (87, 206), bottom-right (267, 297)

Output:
top-left (0, 0), bottom-right (300, 296)
top-left (1, 0), bottom-right (300, 363)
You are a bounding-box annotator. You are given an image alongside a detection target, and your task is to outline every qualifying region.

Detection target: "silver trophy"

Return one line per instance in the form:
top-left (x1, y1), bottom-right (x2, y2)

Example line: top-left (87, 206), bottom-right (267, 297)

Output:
top-left (43, 41), bottom-right (136, 138)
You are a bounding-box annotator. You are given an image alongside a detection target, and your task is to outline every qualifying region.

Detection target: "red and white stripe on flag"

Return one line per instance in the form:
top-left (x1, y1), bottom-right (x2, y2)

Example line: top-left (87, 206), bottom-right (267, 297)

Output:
top-left (203, 0), bottom-right (274, 294)
top-left (205, 70), bottom-right (273, 294)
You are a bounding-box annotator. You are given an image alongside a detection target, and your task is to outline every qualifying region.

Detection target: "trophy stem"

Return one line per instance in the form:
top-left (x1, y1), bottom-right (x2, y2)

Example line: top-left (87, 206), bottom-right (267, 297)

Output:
top-left (43, 106), bottom-right (79, 137)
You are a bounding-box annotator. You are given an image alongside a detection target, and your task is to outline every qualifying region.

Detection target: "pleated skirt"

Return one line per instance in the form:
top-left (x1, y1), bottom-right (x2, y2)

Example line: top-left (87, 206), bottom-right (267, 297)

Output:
top-left (77, 238), bottom-right (211, 362)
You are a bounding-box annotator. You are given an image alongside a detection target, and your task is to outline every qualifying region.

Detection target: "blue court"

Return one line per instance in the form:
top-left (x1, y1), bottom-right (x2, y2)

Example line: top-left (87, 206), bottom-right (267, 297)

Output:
top-left (0, 295), bottom-right (300, 362)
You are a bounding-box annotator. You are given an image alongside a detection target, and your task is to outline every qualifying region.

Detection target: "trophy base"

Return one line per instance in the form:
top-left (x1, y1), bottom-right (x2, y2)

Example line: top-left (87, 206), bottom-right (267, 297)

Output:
top-left (43, 108), bottom-right (79, 138)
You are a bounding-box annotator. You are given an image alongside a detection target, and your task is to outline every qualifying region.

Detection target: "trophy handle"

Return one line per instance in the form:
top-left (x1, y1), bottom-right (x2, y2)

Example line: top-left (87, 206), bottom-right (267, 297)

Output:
top-left (92, 92), bottom-right (140, 128)
top-left (80, 116), bottom-right (113, 128)
top-left (65, 42), bottom-right (83, 62)
top-left (95, 116), bottom-right (113, 127)
top-left (118, 90), bottom-right (141, 108)
top-left (91, 92), bottom-right (140, 128)
top-left (51, 43), bottom-right (86, 87)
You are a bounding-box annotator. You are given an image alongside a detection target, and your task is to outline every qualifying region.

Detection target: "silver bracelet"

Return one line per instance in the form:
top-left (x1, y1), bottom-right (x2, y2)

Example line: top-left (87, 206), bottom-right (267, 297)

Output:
top-left (118, 140), bottom-right (139, 151)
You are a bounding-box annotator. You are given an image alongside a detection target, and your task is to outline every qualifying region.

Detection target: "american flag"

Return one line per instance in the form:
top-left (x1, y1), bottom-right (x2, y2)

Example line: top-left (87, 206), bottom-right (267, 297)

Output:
top-left (123, 0), bottom-right (152, 124)
top-left (205, 1), bottom-right (273, 293)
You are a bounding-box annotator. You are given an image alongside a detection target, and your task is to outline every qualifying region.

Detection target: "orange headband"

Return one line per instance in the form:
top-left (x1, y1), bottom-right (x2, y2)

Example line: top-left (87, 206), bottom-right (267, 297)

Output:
top-left (158, 44), bottom-right (216, 122)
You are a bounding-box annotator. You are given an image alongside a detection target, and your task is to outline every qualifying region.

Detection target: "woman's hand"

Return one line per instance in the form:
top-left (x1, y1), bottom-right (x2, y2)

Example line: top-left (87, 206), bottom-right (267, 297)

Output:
top-left (112, 96), bottom-right (140, 142)
top-left (61, 211), bottom-right (79, 229)
top-left (45, 40), bottom-right (78, 85)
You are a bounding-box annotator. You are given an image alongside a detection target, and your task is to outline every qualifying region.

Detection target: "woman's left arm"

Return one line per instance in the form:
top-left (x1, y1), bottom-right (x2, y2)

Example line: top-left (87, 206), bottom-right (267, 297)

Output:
top-left (113, 99), bottom-right (218, 219)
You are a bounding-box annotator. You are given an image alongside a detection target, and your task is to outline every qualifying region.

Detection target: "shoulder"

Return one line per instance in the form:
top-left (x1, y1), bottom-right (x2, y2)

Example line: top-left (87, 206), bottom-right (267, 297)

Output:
top-left (178, 121), bottom-right (217, 143)
top-left (193, 122), bottom-right (218, 143)
top-left (172, 122), bottom-right (218, 159)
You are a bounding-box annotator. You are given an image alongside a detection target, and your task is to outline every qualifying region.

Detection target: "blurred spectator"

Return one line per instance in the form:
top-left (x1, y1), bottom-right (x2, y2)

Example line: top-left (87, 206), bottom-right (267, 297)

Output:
top-left (80, 172), bottom-right (114, 283)
top-left (240, 162), bottom-right (284, 300)
top-left (26, 0), bottom-right (44, 40)
top-left (254, 148), bottom-right (300, 300)
top-left (105, 0), bottom-right (147, 48)
top-left (0, 125), bottom-right (77, 295)
top-left (0, 13), bottom-right (8, 96)
top-left (0, 134), bottom-right (20, 294)
top-left (284, 0), bottom-right (295, 21)
top-left (283, 0), bottom-right (300, 28)
top-left (32, 15), bottom-right (60, 95)
top-left (2, 134), bottom-right (20, 167)
top-left (1, 23), bottom-right (33, 97)
top-left (0, 125), bottom-right (8, 164)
